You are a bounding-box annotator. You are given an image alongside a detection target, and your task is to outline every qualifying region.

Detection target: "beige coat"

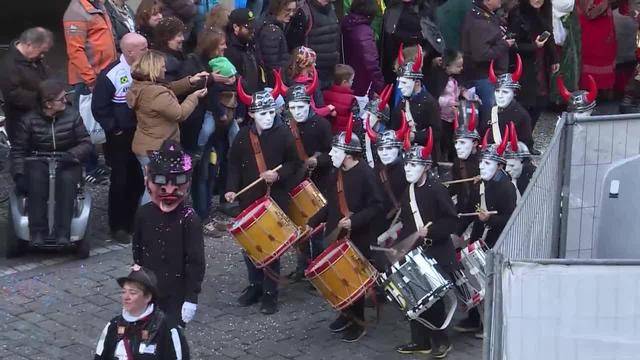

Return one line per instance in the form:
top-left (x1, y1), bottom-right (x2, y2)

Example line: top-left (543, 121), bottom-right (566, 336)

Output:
top-left (127, 77), bottom-right (198, 156)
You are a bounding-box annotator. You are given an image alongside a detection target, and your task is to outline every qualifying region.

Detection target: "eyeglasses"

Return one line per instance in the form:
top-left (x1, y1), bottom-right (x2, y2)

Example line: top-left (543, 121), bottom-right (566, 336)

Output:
top-left (150, 173), bottom-right (190, 185)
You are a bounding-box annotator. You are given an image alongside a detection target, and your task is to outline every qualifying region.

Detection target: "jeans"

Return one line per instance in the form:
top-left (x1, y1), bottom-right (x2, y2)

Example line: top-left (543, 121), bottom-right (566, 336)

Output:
top-left (26, 161), bottom-right (82, 238)
top-left (470, 78), bottom-right (496, 122)
top-left (198, 111), bottom-right (216, 148)
top-left (136, 155), bottom-right (151, 205)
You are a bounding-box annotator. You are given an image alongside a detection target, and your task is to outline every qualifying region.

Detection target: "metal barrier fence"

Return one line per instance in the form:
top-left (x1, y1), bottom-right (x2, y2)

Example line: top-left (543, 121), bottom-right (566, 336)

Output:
top-left (561, 113), bottom-right (640, 258)
top-left (483, 253), bottom-right (640, 360)
top-left (492, 116), bottom-right (566, 259)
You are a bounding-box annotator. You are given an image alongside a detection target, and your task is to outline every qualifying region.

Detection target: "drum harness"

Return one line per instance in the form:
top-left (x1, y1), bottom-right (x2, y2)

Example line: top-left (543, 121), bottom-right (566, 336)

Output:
top-left (379, 167), bottom-right (402, 220)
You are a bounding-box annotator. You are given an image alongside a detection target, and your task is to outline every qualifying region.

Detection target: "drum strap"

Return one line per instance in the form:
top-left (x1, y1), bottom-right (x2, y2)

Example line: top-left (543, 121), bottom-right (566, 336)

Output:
top-left (512, 180), bottom-right (521, 201)
top-left (409, 184), bottom-right (425, 230)
top-left (380, 168), bottom-right (400, 212)
top-left (337, 170), bottom-right (350, 218)
top-left (288, 120), bottom-right (309, 161)
top-left (404, 100), bottom-right (416, 134)
top-left (479, 182), bottom-right (487, 211)
top-left (490, 106), bottom-right (501, 142)
top-left (365, 136), bottom-right (375, 168)
top-left (249, 130), bottom-right (267, 174)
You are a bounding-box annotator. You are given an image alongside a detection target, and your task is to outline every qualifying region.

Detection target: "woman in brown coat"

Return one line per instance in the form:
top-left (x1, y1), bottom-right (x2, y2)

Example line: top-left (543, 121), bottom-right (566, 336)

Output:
top-left (127, 49), bottom-right (208, 204)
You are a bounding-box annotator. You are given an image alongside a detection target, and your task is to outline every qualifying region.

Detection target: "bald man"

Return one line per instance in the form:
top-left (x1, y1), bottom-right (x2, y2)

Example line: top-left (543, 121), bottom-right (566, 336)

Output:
top-left (91, 33), bottom-right (149, 244)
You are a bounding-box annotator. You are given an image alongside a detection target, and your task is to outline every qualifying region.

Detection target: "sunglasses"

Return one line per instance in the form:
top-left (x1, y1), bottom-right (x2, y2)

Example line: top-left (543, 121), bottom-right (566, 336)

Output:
top-left (150, 173), bottom-right (190, 185)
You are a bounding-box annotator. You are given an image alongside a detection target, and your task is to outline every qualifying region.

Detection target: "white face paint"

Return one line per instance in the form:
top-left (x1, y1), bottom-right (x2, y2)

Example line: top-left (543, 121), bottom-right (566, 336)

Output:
top-left (506, 158), bottom-right (524, 179)
top-left (377, 146), bottom-right (400, 165)
top-left (329, 147), bottom-right (346, 168)
top-left (494, 88), bottom-right (515, 108)
top-left (251, 108), bottom-right (276, 131)
top-left (479, 158), bottom-right (500, 181)
top-left (397, 77), bottom-right (416, 97)
top-left (404, 161), bottom-right (426, 183)
top-left (288, 100), bottom-right (310, 123)
top-left (455, 138), bottom-right (476, 160)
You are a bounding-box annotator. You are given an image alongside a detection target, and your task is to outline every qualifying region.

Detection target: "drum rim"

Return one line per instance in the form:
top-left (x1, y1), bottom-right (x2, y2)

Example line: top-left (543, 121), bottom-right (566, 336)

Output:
top-left (228, 196), bottom-right (271, 234)
top-left (304, 239), bottom-right (350, 278)
top-left (289, 179), bottom-right (312, 196)
top-left (249, 231), bottom-right (299, 268)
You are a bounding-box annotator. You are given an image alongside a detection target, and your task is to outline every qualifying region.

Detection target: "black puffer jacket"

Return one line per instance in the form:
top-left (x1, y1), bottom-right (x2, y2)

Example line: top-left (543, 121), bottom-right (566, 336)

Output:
top-left (306, 0), bottom-right (340, 88)
top-left (10, 107), bottom-right (92, 177)
top-left (255, 15), bottom-right (290, 77)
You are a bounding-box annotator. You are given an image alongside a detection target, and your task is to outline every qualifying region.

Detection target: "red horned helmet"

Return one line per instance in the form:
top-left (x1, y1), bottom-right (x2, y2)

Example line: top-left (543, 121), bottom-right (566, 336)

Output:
top-left (489, 54), bottom-right (522, 89)
top-left (556, 74), bottom-right (597, 113)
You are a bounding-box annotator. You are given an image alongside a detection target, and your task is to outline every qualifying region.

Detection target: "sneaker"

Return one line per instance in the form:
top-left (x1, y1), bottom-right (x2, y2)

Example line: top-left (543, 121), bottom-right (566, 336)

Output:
top-left (395, 343), bottom-right (432, 354)
top-left (431, 344), bottom-right (453, 359)
top-left (237, 284), bottom-right (262, 307)
top-left (453, 317), bottom-right (482, 333)
top-left (329, 315), bottom-right (351, 333)
top-left (260, 292), bottom-right (278, 315)
top-left (112, 230), bottom-right (132, 244)
top-left (474, 330), bottom-right (484, 339)
top-left (341, 323), bottom-right (366, 343)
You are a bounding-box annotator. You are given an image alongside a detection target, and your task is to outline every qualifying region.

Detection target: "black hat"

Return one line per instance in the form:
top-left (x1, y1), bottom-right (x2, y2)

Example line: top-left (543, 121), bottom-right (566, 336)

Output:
top-left (147, 139), bottom-right (192, 175)
top-left (117, 265), bottom-right (159, 298)
top-left (229, 8), bottom-right (256, 26)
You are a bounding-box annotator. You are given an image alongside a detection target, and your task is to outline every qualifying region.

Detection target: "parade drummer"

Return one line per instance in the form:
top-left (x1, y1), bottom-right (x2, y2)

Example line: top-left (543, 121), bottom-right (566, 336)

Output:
top-left (224, 80), bottom-right (301, 315)
top-left (393, 128), bottom-right (458, 358)
top-left (308, 114), bottom-right (383, 343)
top-left (132, 139), bottom-right (206, 329)
top-left (504, 122), bottom-right (537, 199)
top-left (94, 265), bottom-right (190, 360)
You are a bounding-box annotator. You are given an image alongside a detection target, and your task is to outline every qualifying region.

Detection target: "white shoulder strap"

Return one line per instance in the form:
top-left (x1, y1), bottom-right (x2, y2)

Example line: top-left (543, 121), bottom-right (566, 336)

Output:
top-left (409, 183), bottom-right (425, 230)
top-left (491, 106), bottom-right (501, 141)
top-left (365, 136), bottom-right (375, 168)
top-left (480, 181), bottom-right (487, 211)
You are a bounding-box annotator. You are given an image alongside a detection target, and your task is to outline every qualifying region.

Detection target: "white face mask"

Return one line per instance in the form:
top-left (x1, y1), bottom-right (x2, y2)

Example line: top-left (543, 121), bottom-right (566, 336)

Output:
top-left (252, 108), bottom-right (276, 131)
top-left (455, 138), bottom-right (476, 160)
top-left (329, 147), bottom-right (346, 168)
top-left (494, 88), bottom-right (515, 108)
top-left (288, 100), bottom-right (310, 123)
top-left (479, 158), bottom-right (500, 181)
top-left (377, 146), bottom-right (400, 165)
top-left (506, 158), bottom-right (524, 179)
top-left (404, 162), bottom-right (426, 183)
top-left (397, 77), bottom-right (416, 97)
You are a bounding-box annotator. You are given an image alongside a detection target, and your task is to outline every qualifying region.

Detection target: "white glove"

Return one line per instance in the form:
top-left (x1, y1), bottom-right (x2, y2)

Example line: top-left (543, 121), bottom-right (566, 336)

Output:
top-left (181, 302), bottom-right (197, 324)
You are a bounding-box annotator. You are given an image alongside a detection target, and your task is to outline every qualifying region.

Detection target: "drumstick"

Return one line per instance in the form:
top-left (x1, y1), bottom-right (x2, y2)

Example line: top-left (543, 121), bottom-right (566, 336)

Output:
top-left (370, 246), bottom-right (398, 254)
top-left (457, 211), bottom-right (498, 217)
top-left (235, 164), bottom-right (283, 198)
top-left (443, 176), bottom-right (480, 186)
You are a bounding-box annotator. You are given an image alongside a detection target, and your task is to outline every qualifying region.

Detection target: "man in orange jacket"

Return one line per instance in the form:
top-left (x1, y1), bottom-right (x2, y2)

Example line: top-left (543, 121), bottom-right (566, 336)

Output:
top-left (63, 0), bottom-right (117, 92)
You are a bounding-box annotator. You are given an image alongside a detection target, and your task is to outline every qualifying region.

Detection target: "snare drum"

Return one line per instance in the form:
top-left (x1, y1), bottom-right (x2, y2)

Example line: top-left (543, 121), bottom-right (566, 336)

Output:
top-left (229, 196), bottom-right (300, 268)
top-left (454, 240), bottom-right (488, 310)
top-left (380, 248), bottom-right (453, 320)
top-left (288, 179), bottom-right (327, 227)
top-left (305, 239), bottom-right (378, 311)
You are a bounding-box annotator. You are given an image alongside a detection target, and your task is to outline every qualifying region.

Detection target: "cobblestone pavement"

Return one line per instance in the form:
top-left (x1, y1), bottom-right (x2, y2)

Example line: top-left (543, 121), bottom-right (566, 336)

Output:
top-left (0, 112), bottom-right (567, 359)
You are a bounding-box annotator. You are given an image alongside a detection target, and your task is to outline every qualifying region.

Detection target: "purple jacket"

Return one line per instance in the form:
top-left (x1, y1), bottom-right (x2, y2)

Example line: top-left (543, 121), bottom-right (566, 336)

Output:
top-left (341, 13), bottom-right (386, 96)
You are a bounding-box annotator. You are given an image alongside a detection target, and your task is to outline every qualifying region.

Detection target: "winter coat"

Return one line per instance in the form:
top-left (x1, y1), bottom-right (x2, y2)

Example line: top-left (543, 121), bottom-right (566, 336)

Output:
top-left (255, 15), bottom-right (290, 76)
top-left (104, 0), bottom-right (135, 51)
top-left (308, 161), bottom-right (384, 256)
top-left (515, 161), bottom-right (536, 195)
top-left (0, 41), bottom-right (51, 140)
top-left (435, 0), bottom-right (473, 51)
top-left (178, 53), bottom-right (225, 152)
top-left (470, 169), bottom-right (517, 248)
top-left (341, 13), bottom-right (386, 96)
top-left (507, 5), bottom-right (559, 107)
top-left (398, 177), bottom-right (460, 272)
top-left (63, 0), bottom-right (118, 86)
top-left (92, 55), bottom-right (136, 133)
top-left (132, 203), bottom-right (205, 308)
top-left (226, 124), bottom-right (302, 210)
top-left (390, 90), bottom-right (442, 162)
top-left (126, 76), bottom-right (199, 156)
top-left (306, 0), bottom-right (341, 88)
top-left (94, 305), bottom-right (187, 360)
top-left (322, 85), bottom-right (358, 134)
top-left (461, 1), bottom-right (510, 81)
top-left (224, 31), bottom-right (260, 93)
top-left (10, 107), bottom-right (92, 177)
top-left (286, 6), bottom-right (310, 50)
top-left (156, 47), bottom-right (186, 82)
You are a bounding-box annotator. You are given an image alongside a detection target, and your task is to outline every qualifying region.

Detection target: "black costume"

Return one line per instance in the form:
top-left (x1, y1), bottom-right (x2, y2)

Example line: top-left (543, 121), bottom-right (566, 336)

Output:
top-left (308, 160), bottom-right (383, 327)
top-left (451, 153), bottom-right (481, 237)
top-left (286, 114), bottom-right (333, 194)
top-left (398, 177), bottom-right (459, 351)
top-left (390, 91), bottom-right (442, 162)
top-left (482, 100), bottom-right (534, 151)
top-left (469, 169), bottom-right (517, 248)
top-left (94, 304), bottom-right (188, 360)
top-left (514, 161), bottom-right (536, 196)
top-left (132, 204), bottom-right (205, 326)
top-left (226, 123), bottom-right (301, 298)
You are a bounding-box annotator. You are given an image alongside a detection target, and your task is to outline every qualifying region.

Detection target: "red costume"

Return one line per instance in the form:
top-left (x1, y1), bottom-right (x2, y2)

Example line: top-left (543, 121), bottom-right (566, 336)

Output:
top-left (577, 0), bottom-right (617, 90)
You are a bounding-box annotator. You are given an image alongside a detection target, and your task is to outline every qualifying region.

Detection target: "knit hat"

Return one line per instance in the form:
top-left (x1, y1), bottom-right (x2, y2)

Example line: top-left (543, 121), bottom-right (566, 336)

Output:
top-left (208, 57), bottom-right (237, 77)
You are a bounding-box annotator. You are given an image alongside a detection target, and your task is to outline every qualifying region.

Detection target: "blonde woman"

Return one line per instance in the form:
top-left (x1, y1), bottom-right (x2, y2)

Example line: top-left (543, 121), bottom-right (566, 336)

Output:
top-left (127, 49), bottom-right (208, 204)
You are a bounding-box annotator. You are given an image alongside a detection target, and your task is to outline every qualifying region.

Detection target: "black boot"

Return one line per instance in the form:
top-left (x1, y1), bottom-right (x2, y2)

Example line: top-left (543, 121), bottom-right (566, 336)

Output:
top-left (329, 315), bottom-right (351, 332)
top-left (341, 323), bottom-right (366, 343)
top-left (260, 291), bottom-right (278, 314)
top-left (237, 284), bottom-right (262, 307)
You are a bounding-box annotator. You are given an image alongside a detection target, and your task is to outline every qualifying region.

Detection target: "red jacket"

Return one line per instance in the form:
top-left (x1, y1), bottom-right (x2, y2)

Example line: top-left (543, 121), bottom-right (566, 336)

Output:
top-left (322, 85), bottom-right (356, 134)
